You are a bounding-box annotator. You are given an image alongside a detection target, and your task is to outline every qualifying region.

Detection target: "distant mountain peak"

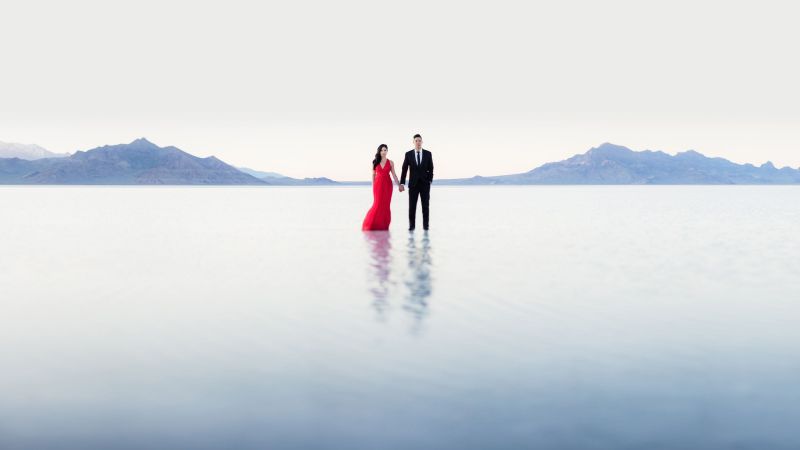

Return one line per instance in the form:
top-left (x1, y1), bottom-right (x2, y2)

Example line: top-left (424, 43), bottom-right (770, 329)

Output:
top-left (0, 141), bottom-right (69, 160)
top-left (129, 137), bottom-right (158, 147)
top-left (675, 149), bottom-right (706, 159)
top-left (584, 142), bottom-right (635, 159)
top-left (592, 142), bottom-right (630, 151)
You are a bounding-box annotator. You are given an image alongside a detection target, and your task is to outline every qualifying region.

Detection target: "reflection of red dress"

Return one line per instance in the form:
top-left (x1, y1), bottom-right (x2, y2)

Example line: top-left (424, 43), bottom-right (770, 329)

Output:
top-left (362, 160), bottom-right (393, 230)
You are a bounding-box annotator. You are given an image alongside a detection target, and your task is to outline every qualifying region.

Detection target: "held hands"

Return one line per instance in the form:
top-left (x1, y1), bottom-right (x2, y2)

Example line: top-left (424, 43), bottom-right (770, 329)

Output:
top-left (399, 184), bottom-right (405, 192)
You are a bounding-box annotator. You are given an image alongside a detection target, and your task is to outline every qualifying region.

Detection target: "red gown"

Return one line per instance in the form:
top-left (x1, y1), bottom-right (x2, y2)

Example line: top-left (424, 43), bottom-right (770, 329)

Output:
top-left (362, 160), bottom-right (393, 231)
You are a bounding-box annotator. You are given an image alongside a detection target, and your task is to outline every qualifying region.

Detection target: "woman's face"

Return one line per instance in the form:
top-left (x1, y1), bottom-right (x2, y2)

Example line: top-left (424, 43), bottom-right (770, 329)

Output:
top-left (380, 147), bottom-right (388, 158)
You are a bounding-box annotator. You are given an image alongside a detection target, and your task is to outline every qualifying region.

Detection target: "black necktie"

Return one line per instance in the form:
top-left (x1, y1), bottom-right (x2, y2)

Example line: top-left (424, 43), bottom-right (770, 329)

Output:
top-left (416, 152), bottom-right (420, 166)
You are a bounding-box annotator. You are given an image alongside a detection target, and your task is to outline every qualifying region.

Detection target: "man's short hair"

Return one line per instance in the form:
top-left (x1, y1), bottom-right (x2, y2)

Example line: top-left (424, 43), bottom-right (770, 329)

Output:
top-left (413, 134), bottom-right (422, 140)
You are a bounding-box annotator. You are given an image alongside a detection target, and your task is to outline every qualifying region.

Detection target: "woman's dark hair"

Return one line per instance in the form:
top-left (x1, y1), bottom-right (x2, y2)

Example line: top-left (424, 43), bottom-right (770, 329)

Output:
top-left (372, 144), bottom-right (388, 169)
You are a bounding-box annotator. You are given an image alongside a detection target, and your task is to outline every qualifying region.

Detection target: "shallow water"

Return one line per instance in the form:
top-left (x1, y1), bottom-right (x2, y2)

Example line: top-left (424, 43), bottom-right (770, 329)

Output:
top-left (1, 186), bottom-right (799, 449)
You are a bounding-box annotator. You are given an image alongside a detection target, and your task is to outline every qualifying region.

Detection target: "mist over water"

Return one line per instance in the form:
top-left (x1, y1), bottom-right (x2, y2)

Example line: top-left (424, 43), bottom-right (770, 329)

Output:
top-left (1, 186), bottom-right (799, 449)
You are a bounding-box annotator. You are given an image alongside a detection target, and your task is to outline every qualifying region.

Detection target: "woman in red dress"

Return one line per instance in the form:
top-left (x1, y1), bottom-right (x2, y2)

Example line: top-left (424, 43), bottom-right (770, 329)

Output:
top-left (362, 144), bottom-right (403, 231)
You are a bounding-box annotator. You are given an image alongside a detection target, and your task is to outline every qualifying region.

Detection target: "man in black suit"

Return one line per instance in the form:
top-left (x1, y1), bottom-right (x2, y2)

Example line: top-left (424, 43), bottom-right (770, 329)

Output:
top-left (400, 133), bottom-right (434, 231)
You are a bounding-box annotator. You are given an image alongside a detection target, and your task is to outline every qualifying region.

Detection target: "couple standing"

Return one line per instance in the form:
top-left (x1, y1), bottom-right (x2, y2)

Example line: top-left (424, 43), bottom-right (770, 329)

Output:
top-left (362, 133), bottom-right (434, 231)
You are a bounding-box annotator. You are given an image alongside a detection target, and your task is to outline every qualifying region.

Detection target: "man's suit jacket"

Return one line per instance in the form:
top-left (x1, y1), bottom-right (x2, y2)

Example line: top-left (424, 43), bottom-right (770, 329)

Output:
top-left (400, 149), bottom-right (434, 188)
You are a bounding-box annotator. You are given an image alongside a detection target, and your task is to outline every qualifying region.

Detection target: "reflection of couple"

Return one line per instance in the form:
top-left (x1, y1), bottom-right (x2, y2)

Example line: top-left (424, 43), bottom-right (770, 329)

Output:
top-left (364, 230), bottom-right (432, 329)
top-left (361, 133), bottom-right (434, 231)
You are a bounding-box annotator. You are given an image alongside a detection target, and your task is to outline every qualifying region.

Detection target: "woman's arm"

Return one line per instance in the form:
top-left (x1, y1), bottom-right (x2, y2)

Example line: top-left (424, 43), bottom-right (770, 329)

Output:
top-left (390, 161), bottom-right (404, 191)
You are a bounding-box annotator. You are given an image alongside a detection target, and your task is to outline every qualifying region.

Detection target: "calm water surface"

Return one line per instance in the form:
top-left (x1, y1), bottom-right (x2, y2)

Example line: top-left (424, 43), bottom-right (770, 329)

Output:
top-left (1, 186), bottom-right (799, 449)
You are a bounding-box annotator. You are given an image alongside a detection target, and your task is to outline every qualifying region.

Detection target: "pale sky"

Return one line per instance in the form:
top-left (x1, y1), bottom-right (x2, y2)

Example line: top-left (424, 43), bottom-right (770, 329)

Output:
top-left (1, 0), bottom-right (798, 180)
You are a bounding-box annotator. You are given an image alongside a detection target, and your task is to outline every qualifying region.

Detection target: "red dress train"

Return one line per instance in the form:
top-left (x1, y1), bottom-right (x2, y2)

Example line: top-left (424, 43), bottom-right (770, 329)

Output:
top-left (362, 160), bottom-right (393, 230)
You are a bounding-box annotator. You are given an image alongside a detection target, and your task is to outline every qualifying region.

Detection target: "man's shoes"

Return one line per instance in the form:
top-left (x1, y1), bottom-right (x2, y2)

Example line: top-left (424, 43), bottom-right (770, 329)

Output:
top-left (408, 227), bottom-right (415, 231)
top-left (423, 227), bottom-right (429, 231)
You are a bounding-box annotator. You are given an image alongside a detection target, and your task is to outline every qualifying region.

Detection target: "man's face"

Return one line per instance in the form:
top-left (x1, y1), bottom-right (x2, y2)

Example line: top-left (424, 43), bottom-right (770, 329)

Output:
top-left (414, 137), bottom-right (422, 150)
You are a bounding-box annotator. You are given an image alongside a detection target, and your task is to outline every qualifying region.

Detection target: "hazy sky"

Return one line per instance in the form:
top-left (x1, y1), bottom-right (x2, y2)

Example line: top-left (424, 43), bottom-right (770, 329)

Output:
top-left (1, 0), bottom-right (798, 180)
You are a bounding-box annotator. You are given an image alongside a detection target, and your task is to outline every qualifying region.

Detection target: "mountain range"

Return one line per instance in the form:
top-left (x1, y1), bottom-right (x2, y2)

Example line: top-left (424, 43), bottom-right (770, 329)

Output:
top-left (0, 141), bottom-right (69, 160)
top-left (237, 167), bottom-right (339, 185)
top-left (438, 143), bottom-right (800, 185)
top-left (1, 140), bottom-right (799, 185)
top-left (0, 138), bottom-right (264, 185)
